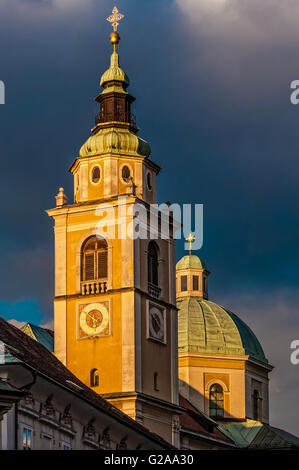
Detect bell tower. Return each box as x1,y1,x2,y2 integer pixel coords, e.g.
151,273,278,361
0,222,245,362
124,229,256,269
47,8,180,447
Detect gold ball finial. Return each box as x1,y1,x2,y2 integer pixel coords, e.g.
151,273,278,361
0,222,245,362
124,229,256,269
110,31,120,46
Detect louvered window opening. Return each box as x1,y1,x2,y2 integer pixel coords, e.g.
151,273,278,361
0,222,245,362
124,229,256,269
82,237,108,282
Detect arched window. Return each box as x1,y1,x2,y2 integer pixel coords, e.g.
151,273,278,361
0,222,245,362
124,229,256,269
82,236,108,282
253,389,259,420
90,368,99,387
209,383,224,418
148,241,159,286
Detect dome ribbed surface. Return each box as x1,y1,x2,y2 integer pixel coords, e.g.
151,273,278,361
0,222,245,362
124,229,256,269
176,255,207,271
80,127,151,158
177,298,267,363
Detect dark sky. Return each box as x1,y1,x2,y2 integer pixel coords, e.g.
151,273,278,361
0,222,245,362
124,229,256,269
0,0,299,434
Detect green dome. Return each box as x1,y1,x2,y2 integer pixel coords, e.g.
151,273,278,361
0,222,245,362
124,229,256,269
177,298,267,363
100,51,130,87
176,255,207,271
80,126,151,158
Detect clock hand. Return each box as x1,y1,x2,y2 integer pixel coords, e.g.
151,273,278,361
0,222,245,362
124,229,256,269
86,311,100,329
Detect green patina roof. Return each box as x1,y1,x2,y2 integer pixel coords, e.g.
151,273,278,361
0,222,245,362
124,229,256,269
80,126,151,158
100,51,130,88
177,297,267,363
21,323,54,352
219,420,299,449
79,49,151,159
176,255,207,271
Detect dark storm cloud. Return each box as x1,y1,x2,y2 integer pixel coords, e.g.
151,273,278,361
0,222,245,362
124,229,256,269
0,0,298,432
173,0,299,434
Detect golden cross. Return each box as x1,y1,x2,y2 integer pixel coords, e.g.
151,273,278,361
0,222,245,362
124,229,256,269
186,233,196,255
107,6,124,32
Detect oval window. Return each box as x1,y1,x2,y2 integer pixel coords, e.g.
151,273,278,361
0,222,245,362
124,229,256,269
122,165,131,182
147,171,152,190
91,166,101,184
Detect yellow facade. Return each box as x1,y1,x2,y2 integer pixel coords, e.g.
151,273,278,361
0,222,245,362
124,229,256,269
47,37,180,446
179,354,246,420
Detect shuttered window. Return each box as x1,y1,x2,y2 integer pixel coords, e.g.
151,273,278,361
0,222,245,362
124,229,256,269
98,251,107,278
84,253,95,281
82,236,108,281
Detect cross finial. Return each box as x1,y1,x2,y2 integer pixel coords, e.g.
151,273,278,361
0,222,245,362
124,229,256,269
186,233,196,255
107,6,124,33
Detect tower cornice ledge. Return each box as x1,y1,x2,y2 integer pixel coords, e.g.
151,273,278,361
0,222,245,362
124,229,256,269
69,153,161,175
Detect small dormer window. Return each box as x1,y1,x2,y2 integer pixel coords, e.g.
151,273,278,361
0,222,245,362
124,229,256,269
181,275,187,291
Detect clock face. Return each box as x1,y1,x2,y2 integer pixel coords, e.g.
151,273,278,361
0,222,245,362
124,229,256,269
149,306,165,342
79,303,109,337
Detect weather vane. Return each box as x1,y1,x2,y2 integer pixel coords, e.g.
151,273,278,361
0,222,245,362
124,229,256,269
186,233,196,255
107,6,124,33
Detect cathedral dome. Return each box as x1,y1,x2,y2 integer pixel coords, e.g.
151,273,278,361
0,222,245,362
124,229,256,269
177,297,267,363
176,255,207,271
79,126,151,158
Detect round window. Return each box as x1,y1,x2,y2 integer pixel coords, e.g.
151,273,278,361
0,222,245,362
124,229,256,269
147,171,152,191
122,165,131,182
91,166,101,184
